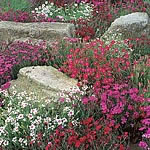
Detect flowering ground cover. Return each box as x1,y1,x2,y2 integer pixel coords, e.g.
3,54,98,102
0,0,150,149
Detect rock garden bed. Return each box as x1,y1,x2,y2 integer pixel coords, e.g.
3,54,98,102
0,0,150,150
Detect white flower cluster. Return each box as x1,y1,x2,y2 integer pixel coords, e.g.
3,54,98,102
0,89,79,149
31,1,93,21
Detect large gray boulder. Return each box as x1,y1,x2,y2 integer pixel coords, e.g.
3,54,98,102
0,21,75,45
101,12,150,44
8,66,78,101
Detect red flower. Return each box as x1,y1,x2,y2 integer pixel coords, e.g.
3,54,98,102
68,135,78,145
29,140,34,145
75,140,81,148
114,124,120,129
120,144,125,150
96,125,102,131
37,142,42,147
83,36,91,42
54,139,60,145
82,117,93,125
45,142,52,150
37,132,43,140
79,136,87,143
104,127,112,135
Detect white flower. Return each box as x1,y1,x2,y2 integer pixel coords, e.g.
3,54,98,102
19,138,24,143
37,116,42,122
12,90,17,95
42,4,45,8
2,91,9,97
68,109,74,117
0,138,4,146
5,116,14,123
30,132,35,138
17,114,24,120
44,14,48,17
74,3,78,7
3,140,9,146
45,1,48,5
64,107,70,112
12,137,17,143
57,16,64,19
50,2,54,6
0,127,5,134
23,139,27,146
7,107,12,113
45,5,49,10
57,119,62,125
50,125,55,130
13,127,19,132
49,12,53,16
62,118,67,123
29,124,35,130
14,122,19,127
44,117,51,123
28,114,33,120
35,7,38,11
30,108,38,115
21,102,28,108
66,97,71,102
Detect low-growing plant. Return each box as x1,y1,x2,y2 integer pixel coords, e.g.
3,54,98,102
60,39,132,94
31,1,93,21
0,39,82,88
130,55,150,97
0,9,56,22
0,0,31,12
0,1,150,149
0,86,81,149
1,82,150,149
0,41,51,86
44,83,150,149
47,37,83,69
127,36,150,61
74,0,150,39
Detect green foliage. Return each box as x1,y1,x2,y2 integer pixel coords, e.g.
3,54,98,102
130,55,150,98
144,0,150,4
32,1,93,21
0,89,78,149
0,0,31,12
46,39,83,69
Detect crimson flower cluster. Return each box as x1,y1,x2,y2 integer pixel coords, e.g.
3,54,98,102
60,39,131,93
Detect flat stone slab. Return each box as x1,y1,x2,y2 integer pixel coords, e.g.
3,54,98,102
8,66,78,101
0,21,75,44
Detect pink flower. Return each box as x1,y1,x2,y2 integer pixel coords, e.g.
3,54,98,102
1,82,11,90
76,0,81,3
92,0,104,6
142,119,150,125
82,96,89,104
138,141,148,149
129,88,139,94
121,117,127,124
59,97,65,103
89,96,97,102
130,0,135,3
